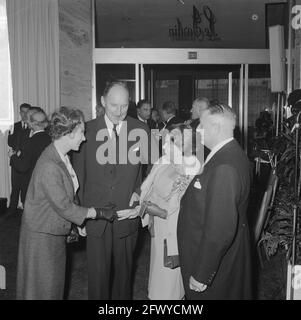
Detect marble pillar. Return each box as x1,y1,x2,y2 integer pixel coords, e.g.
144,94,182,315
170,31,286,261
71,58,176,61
59,0,93,120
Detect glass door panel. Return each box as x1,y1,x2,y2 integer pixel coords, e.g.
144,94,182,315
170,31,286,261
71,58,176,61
247,64,278,157
95,64,137,100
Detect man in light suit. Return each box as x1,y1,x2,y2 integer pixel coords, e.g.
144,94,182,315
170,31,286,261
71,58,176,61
73,81,156,300
177,103,252,300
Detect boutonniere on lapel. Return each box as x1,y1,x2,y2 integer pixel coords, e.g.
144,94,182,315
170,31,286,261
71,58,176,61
194,178,202,189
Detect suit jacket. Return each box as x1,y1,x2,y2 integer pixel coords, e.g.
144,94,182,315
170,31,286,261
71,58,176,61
163,115,183,131
133,112,158,130
22,143,88,236
10,131,51,177
177,140,252,300
8,121,30,152
73,115,155,238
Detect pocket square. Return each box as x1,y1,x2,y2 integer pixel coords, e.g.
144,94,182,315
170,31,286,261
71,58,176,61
194,179,202,189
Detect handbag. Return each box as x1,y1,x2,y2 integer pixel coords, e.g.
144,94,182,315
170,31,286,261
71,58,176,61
67,195,81,243
66,224,80,243
163,238,180,269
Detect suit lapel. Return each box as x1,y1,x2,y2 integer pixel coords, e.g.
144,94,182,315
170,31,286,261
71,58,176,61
48,144,75,195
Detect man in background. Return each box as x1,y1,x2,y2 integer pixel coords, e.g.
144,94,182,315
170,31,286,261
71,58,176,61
159,101,182,130
7,103,31,213
158,101,182,156
186,97,210,129
135,99,157,129
10,108,51,200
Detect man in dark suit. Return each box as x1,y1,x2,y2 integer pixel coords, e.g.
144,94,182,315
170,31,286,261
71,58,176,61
7,103,31,213
158,101,182,156
10,109,51,200
135,99,157,129
159,100,182,130
73,81,156,300
177,103,252,300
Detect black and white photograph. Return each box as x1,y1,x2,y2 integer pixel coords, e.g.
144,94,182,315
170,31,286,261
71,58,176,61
1,0,301,310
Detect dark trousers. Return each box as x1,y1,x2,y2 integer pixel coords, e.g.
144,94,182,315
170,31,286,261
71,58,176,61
87,223,138,300
9,168,27,211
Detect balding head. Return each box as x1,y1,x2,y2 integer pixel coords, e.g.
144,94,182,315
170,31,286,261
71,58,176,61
191,97,209,120
28,110,48,132
199,103,236,149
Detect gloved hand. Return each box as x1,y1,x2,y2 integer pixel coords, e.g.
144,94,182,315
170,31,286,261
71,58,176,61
94,203,117,222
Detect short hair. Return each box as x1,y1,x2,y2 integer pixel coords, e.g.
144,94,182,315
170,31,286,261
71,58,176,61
29,110,48,130
137,99,150,109
50,107,84,140
206,102,236,126
162,101,176,115
29,106,44,113
102,81,129,97
20,103,31,111
193,97,209,106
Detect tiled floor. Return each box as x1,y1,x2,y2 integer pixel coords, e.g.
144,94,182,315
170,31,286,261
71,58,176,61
0,209,287,300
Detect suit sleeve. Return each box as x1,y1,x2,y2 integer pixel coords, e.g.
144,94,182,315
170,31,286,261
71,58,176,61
72,140,87,205
10,141,32,173
41,162,88,226
7,124,18,149
192,164,240,286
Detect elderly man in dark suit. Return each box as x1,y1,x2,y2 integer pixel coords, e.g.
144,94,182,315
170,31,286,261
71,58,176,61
7,103,31,213
73,81,156,300
177,103,252,300
10,108,51,200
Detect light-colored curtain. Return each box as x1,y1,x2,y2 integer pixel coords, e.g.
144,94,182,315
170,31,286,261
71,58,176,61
0,0,14,200
0,0,59,202
6,0,60,118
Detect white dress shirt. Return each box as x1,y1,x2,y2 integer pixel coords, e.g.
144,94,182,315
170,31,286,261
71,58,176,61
55,145,79,194
104,114,123,138
204,137,234,166
138,115,147,124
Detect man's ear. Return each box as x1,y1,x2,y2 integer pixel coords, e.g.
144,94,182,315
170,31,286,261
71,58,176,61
101,96,105,108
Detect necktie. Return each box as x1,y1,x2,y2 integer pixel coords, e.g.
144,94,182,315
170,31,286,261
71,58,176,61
112,123,119,142
113,124,119,163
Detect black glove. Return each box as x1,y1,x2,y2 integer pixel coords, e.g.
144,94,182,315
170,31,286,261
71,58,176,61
94,203,117,222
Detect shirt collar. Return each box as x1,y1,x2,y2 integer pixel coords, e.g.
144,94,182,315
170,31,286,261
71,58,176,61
104,114,123,137
31,129,44,136
204,137,234,166
166,115,175,123
138,115,147,123
54,143,68,165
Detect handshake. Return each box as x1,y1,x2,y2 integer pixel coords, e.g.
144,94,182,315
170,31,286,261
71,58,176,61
87,203,117,223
